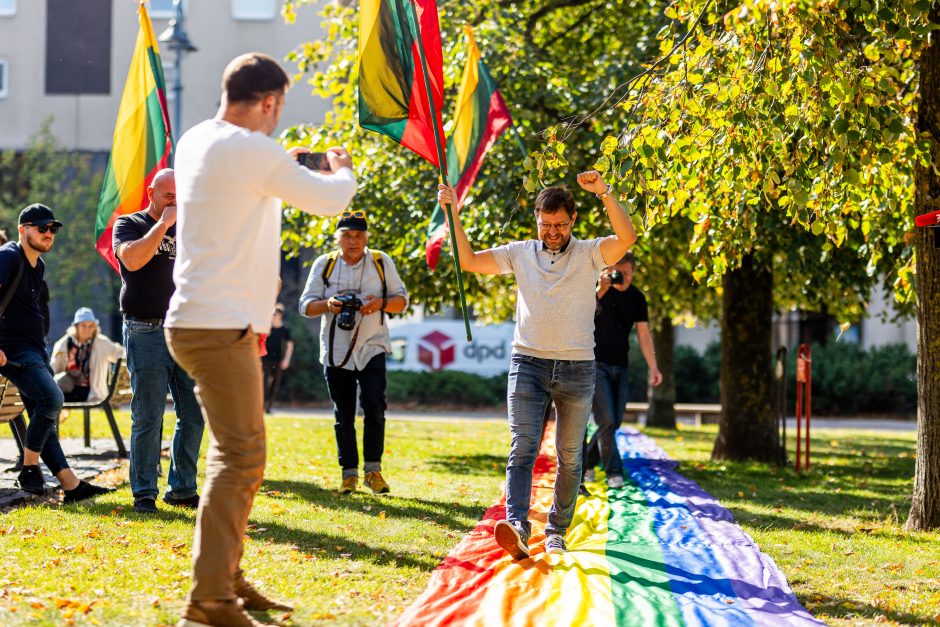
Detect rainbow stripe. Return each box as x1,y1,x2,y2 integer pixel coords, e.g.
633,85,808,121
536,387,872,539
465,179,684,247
358,0,445,167
95,2,172,271
391,425,821,626
425,28,512,270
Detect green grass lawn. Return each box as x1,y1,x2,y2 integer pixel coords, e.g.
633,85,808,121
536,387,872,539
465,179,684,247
1,412,937,626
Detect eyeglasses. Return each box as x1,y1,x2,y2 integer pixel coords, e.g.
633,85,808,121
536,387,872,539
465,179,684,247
536,220,572,233
340,210,366,219
26,223,60,234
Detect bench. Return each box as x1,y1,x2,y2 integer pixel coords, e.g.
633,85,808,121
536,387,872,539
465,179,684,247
625,402,722,427
62,358,132,457
1,376,28,471
1,359,132,464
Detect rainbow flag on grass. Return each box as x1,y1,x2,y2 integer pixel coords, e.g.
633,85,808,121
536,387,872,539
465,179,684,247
95,2,172,271
358,0,445,167
425,28,512,270
390,424,821,626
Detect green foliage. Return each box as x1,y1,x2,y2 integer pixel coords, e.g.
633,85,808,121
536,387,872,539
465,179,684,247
528,0,933,317
386,369,506,407
0,120,117,328
279,0,668,320
786,341,916,416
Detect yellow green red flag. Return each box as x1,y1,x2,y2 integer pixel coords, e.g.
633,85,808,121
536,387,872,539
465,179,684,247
425,27,512,270
358,0,445,166
95,2,172,271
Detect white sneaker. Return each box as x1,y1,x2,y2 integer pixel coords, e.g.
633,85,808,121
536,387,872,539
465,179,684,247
583,468,596,483
607,475,624,489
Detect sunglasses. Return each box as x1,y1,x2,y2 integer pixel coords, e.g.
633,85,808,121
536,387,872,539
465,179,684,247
341,210,366,219
27,223,60,234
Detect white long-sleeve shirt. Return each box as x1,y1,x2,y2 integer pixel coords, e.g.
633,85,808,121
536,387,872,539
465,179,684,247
166,119,357,334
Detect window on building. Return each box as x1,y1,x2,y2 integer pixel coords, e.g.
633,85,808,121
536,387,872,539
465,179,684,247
0,0,16,18
232,0,277,21
45,0,111,94
0,61,8,98
149,0,176,19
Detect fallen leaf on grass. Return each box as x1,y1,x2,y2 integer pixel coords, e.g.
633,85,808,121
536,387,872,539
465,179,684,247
379,511,386,521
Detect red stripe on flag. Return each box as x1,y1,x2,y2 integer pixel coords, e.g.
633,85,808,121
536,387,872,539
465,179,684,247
454,90,512,206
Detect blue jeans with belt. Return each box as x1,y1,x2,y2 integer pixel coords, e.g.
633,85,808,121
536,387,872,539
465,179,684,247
0,344,68,474
585,361,631,477
124,319,204,500
505,353,595,537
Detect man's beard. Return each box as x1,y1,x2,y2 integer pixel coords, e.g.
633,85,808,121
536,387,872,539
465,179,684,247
26,232,53,253
541,234,570,252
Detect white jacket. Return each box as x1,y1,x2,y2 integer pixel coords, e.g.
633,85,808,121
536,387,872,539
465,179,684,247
51,331,124,403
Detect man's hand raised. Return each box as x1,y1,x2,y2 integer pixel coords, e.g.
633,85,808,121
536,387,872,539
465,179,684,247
437,184,458,211
326,147,353,172
576,170,608,195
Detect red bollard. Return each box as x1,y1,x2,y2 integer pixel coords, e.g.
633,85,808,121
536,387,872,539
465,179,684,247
794,344,812,472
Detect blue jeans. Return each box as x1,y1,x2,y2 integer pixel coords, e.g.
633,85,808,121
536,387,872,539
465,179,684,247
505,354,595,536
124,319,204,500
585,362,630,477
0,345,68,474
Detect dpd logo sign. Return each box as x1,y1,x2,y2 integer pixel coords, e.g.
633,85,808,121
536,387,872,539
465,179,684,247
418,330,456,370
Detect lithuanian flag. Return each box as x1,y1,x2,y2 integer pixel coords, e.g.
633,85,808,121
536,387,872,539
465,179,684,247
358,0,445,167
425,28,512,270
95,2,172,271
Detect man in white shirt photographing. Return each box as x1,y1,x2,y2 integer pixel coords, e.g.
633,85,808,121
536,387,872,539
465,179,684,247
166,52,357,627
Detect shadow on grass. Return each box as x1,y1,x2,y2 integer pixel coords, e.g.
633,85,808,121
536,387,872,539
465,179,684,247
426,453,505,477
248,518,442,572
259,478,486,533
805,593,938,625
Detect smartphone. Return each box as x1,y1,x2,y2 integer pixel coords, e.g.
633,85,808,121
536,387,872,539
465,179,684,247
296,151,331,171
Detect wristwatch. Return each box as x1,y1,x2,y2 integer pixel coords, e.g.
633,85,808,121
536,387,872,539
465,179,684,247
596,184,613,200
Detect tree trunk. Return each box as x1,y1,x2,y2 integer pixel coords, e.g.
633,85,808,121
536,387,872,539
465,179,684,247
712,253,782,464
646,321,676,429
907,7,940,531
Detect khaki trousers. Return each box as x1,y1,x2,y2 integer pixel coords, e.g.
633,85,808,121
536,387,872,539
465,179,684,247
166,327,266,602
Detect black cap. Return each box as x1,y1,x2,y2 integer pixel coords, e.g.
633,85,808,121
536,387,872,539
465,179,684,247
337,210,368,232
19,203,63,227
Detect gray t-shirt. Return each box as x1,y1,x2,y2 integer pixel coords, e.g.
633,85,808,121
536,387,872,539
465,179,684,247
490,236,607,361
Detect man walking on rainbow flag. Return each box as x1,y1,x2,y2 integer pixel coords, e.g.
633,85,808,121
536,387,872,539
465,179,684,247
438,172,637,558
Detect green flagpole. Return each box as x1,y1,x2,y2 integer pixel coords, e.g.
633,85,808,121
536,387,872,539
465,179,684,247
407,0,473,342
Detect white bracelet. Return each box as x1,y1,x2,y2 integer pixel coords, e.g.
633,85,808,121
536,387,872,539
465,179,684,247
596,184,613,200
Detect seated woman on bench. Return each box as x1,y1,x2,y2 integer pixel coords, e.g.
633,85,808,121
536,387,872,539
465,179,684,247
51,308,123,403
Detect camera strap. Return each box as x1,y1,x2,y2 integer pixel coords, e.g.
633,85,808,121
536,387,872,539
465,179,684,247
328,315,362,369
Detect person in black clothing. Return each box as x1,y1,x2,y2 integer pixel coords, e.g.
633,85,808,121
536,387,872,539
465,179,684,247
113,169,204,514
583,252,662,489
0,204,114,503
262,303,294,413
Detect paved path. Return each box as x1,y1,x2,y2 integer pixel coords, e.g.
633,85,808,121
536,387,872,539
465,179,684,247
267,407,917,432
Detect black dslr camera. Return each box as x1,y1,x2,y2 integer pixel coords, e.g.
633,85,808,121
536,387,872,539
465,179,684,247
334,292,362,331
609,270,624,285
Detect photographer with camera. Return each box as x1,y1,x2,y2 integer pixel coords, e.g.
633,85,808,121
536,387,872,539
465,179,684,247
583,252,662,490
300,209,408,495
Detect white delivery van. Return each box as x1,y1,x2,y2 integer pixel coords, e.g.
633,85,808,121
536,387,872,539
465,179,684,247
387,321,515,377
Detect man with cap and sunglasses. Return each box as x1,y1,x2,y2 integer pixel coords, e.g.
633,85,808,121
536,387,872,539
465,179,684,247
300,209,408,495
0,204,114,503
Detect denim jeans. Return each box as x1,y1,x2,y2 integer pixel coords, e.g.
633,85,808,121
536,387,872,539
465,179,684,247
124,319,204,500
585,361,630,478
505,353,595,537
325,353,387,476
0,345,68,474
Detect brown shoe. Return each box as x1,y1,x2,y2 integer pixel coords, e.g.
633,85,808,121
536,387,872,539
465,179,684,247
177,600,264,627
364,471,390,494
339,475,358,494
235,576,293,612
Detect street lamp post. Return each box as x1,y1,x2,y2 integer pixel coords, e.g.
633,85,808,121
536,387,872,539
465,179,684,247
158,0,197,146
